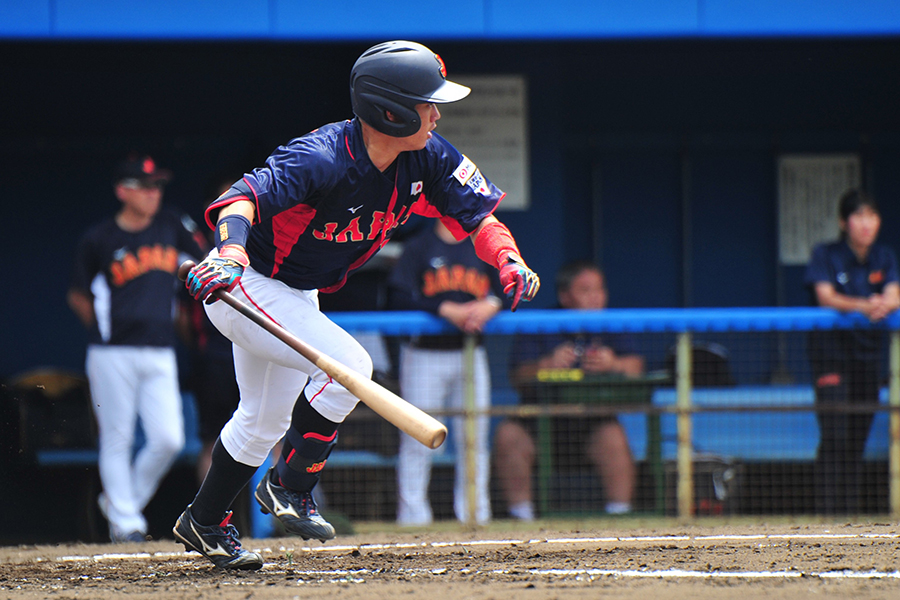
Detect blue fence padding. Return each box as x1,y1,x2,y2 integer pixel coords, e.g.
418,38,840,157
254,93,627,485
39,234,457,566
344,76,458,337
5,0,900,40
332,308,897,464
34,447,100,467
331,308,900,335
621,386,891,462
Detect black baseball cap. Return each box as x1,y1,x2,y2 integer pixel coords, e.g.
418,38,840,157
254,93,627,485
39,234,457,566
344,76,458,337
114,155,172,186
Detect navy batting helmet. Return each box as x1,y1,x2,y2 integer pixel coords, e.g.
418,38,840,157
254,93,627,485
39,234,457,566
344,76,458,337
350,41,470,138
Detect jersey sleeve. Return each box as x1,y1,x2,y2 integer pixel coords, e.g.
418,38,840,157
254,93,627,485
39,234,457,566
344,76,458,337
883,246,900,285
69,229,100,294
509,333,556,372
243,138,338,223
804,244,832,286
605,333,640,357
387,238,422,296
387,235,443,314
204,134,338,229
416,134,505,240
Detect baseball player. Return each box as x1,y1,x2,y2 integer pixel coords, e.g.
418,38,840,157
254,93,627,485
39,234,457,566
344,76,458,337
389,220,505,526
173,40,540,570
68,155,206,543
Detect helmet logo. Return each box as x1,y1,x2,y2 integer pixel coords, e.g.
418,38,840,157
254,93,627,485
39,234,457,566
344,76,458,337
434,53,447,78
142,158,155,174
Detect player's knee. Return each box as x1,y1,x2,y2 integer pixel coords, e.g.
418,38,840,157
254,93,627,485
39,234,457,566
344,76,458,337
590,422,630,454
494,421,534,459
147,430,184,462
150,429,185,459
342,343,373,379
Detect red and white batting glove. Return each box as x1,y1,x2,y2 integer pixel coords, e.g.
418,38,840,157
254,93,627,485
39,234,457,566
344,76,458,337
499,253,540,312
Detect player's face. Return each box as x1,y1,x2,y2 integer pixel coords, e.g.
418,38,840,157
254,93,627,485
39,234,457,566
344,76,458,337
116,181,163,219
404,103,441,150
841,205,881,251
559,269,608,310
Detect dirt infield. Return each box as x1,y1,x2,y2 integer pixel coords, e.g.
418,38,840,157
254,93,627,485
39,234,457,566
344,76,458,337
2,520,899,599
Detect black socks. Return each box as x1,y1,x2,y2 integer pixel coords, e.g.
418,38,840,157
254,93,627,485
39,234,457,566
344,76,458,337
190,438,258,526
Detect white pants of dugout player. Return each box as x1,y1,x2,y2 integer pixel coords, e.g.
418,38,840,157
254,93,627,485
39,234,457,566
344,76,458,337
86,346,184,538
397,345,492,525
204,264,368,469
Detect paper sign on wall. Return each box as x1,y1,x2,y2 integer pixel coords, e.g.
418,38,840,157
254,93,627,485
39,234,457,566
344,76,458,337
436,75,530,211
777,154,861,265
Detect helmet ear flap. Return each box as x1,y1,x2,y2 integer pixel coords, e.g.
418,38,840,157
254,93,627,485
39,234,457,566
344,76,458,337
356,91,421,137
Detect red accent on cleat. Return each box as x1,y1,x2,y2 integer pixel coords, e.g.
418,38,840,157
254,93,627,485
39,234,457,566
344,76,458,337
219,511,234,528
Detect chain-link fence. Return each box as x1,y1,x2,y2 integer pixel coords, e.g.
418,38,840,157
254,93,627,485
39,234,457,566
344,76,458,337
308,308,900,525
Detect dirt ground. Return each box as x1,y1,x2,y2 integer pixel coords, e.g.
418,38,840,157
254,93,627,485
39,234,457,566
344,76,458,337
2,520,899,600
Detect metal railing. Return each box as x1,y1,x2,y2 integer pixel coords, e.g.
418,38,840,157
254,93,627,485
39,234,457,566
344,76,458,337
330,308,900,521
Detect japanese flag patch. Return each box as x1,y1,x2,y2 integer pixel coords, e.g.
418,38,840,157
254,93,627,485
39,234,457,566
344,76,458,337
466,169,491,196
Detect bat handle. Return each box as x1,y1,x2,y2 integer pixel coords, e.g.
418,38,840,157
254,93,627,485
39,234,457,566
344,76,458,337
178,260,196,282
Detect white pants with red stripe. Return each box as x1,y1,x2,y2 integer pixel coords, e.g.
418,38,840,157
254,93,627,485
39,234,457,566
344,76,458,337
204,262,371,467
86,345,184,537
396,344,492,525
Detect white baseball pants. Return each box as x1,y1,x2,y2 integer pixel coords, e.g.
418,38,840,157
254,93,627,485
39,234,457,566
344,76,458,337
204,262,371,468
86,345,184,536
396,344,492,525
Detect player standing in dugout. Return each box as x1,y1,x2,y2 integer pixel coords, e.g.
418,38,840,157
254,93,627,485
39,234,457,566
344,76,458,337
174,40,540,569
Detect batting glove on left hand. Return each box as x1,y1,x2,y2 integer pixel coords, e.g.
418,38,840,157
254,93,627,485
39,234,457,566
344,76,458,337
186,246,249,304
499,253,540,312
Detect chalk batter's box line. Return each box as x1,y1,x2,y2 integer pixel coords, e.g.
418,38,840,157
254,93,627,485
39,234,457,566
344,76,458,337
54,530,900,581
56,532,900,563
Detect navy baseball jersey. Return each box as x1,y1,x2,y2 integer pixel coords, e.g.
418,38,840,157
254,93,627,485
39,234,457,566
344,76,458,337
388,225,504,348
206,118,504,292
70,209,206,347
389,225,503,312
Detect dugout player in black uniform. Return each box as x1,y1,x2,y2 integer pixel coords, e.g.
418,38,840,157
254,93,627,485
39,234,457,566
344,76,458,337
388,219,506,525
68,155,206,542
805,188,899,515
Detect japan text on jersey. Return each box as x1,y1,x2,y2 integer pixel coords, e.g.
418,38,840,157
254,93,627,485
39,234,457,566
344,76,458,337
205,118,505,292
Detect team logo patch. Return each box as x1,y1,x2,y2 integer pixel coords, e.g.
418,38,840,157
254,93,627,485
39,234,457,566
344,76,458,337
306,460,327,474
434,53,447,78
411,181,423,196
870,270,884,284
817,373,842,387
453,155,478,186
466,169,491,196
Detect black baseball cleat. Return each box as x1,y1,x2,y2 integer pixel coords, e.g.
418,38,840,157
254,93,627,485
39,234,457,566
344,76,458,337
173,506,263,570
254,467,336,542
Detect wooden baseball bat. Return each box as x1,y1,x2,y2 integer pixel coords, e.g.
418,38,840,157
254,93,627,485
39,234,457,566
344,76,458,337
179,261,447,449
